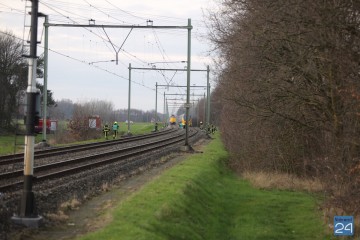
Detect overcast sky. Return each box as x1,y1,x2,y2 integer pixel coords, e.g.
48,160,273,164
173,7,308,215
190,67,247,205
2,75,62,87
0,0,217,114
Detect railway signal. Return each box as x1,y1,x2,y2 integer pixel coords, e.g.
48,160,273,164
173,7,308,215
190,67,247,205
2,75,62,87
11,0,43,227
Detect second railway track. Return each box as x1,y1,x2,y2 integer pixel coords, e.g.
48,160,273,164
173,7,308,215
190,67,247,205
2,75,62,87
0,128,199,193
0,128,178,166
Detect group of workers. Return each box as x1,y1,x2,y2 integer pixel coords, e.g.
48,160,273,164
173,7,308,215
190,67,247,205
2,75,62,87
199,121,217,134
103,120,217,139
102,121,119,140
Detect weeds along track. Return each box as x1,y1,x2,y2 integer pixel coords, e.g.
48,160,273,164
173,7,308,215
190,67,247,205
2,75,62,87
0,128,197,193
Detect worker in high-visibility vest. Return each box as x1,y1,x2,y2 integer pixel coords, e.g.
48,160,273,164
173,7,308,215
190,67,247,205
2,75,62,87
103,123,110,140
112,121,119,139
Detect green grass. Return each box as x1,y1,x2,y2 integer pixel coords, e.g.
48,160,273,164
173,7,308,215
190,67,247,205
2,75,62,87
77,134,329,240
0,134,44,155
118,122,162,135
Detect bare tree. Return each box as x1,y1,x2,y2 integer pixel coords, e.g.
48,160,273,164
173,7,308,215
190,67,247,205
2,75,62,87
0,31,27,130
0,31,56,131
48,99,74,120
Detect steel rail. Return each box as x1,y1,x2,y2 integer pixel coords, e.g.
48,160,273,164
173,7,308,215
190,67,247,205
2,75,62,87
0,128,177,166
0,129,198,192
0,130,184,181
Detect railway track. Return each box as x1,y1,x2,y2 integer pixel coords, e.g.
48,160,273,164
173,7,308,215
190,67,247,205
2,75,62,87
0,128,198,193
0,128,177,166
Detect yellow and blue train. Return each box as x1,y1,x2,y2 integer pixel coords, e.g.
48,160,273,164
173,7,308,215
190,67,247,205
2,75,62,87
169,115,177,125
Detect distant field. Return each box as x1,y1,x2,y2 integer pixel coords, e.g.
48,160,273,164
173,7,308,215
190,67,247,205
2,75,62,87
0,122,163,156
0,134,44,156
118,122,161,135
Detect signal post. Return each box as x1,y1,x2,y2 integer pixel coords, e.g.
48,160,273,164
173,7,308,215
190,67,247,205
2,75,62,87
11,0,43,227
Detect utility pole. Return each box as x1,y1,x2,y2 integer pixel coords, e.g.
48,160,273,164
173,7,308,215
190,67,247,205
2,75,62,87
12,0,43,227
41,14,48,142
206,65,211,126
166,98,169,122
204,92,206,125
197,98,200,127
163,92,166,126
127,63,131,134
165,98,169,119
184,18,192,149
155,82,158,125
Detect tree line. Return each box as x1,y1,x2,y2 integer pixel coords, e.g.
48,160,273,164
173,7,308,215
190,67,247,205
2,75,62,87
208,0,360,213
49,98,207,126
0,31,55,132
48,98,170,124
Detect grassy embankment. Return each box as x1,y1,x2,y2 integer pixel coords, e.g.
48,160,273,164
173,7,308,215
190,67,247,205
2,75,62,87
0,134,45,155
0,122,161,155
118,122,159,135
78,133,330,240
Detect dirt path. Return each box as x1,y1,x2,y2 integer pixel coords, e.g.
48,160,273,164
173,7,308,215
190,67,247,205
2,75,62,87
20,138,210,240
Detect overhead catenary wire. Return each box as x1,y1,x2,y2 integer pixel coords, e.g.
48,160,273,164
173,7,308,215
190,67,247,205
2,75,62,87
0,30,152,90
38,1,157,70
2,1,207,71
38,0,187,75
83,0,138,25
1,1,210,111
104,0,147,22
